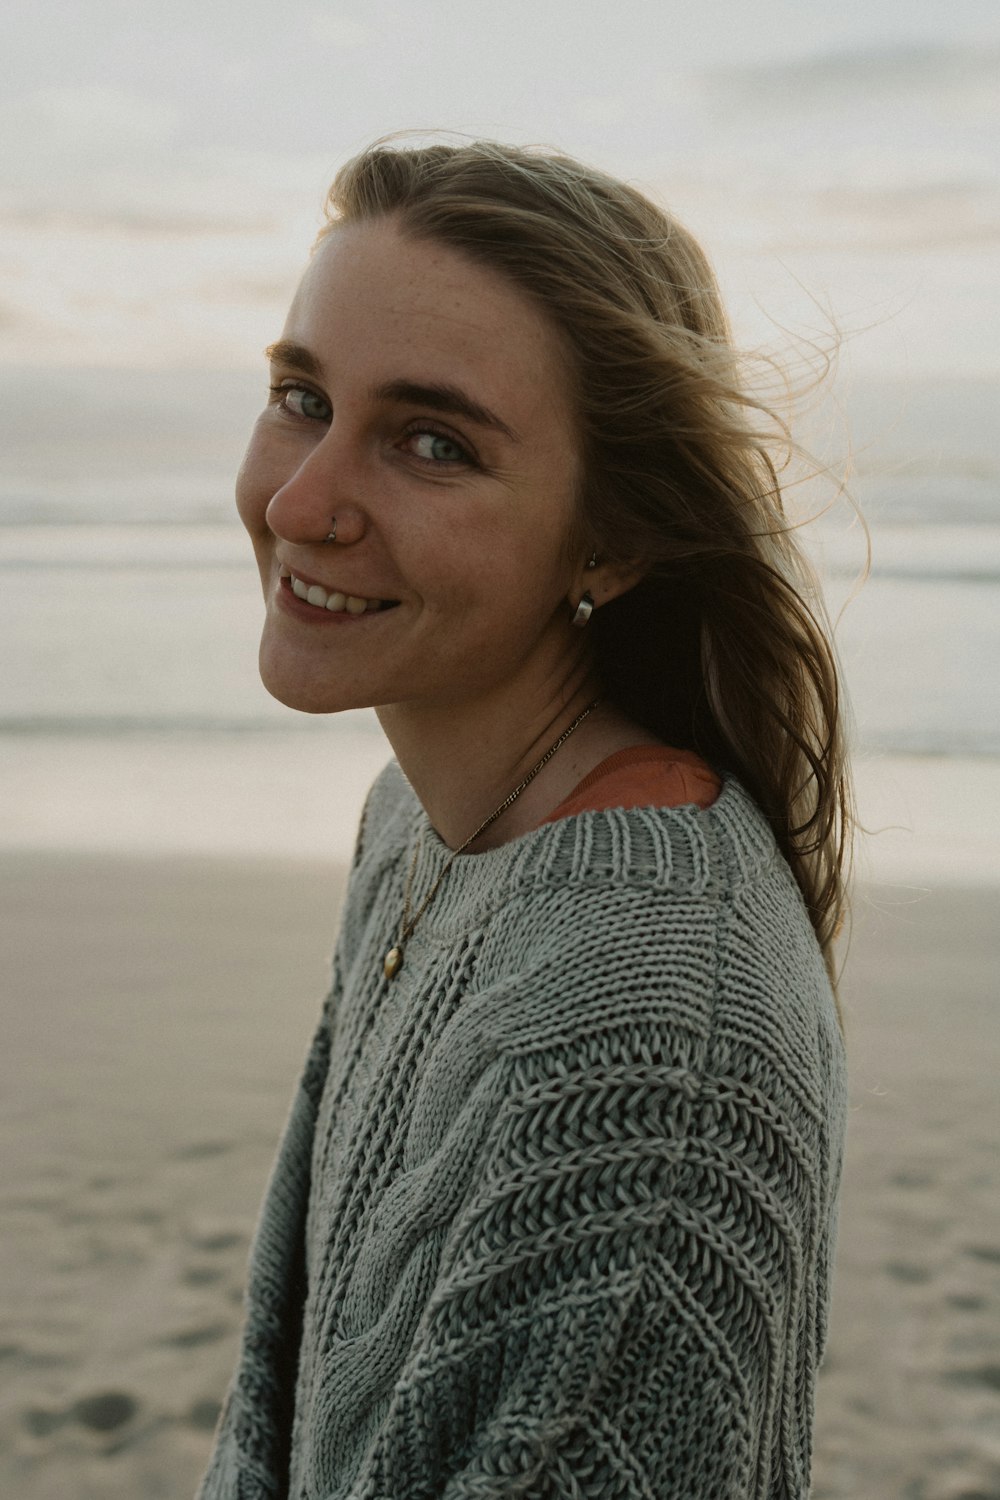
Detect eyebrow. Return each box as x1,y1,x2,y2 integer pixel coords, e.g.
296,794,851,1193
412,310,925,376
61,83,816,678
264,340,519,444
265,340,324,379
374,380,518,443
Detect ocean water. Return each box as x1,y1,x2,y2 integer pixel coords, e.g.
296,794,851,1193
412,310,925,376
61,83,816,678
2,515,998,755
1,367,998,869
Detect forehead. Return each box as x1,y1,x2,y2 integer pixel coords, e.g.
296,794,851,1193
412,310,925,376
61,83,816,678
285,218,575,421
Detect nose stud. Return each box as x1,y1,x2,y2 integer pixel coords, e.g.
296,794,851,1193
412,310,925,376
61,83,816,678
323,517,337,544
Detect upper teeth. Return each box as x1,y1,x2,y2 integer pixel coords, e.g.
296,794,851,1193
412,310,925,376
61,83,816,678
289,573,383,614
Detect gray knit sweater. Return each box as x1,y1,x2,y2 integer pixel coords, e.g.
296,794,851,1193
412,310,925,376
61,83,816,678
198,760,848,1500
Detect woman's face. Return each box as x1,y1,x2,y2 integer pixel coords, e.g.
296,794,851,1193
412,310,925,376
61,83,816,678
236,215,588,718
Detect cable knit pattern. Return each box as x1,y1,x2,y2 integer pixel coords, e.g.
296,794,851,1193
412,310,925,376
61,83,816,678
197,761,848,1500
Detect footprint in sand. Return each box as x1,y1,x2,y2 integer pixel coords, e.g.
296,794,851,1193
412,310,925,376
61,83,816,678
187,1398,222,1432
888,1168,937,1188
187,1228,246,1254
181,1264,227,1287
23,1391,139,1439
71,1391,139,1432
947,1293,988,1311
21,1407,66,1438
944,1363,1000,1392
173,1141,234,1162
963,1244,1000,1266
159,1322,231,1349
884,1261,933,1284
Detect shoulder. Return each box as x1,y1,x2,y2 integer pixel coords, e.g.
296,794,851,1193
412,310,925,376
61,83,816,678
484,774,796,983
414,774,820,1004
516,773,779,903
434,775,840,1089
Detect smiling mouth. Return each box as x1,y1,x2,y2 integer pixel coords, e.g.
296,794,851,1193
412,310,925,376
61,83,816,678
281,568,399,615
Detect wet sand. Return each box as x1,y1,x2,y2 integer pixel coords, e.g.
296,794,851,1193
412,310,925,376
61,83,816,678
1,853,998,1499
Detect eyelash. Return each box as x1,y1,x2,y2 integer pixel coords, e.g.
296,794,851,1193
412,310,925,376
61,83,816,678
268,382,329,421
399,421,476,468
267,381,478,468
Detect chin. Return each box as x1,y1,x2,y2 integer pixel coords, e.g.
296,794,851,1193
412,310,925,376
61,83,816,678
263,683,339,715
257,646,361,716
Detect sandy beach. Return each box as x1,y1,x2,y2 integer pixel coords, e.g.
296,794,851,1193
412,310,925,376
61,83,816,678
2,851,999,1499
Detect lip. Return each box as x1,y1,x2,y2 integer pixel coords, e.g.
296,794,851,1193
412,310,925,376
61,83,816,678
278,563,399,602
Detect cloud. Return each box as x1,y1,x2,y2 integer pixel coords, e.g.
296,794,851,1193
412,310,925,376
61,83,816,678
571,94,629,128
3,206,278,238
0,115,336,238
814,178,1000,245
307,10,375,48
0,299,30,333
704,41,1000,113
195,273,299,306
2,86,189,222
13,85,180,150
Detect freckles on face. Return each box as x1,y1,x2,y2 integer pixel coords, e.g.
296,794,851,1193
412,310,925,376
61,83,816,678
235,216,587,714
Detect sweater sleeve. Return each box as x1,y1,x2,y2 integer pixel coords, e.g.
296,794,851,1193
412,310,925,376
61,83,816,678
371,1029,826,1500
196,991,336,1497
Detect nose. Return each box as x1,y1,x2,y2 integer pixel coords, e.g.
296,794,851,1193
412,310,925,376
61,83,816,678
264,436,368,549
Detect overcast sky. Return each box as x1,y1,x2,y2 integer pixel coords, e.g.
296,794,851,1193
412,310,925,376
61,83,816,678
3,0,997,377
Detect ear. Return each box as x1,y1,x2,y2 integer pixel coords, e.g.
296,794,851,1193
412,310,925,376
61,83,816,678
567,554,646,616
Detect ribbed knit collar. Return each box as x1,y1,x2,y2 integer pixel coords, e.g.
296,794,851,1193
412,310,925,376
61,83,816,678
378,767,779,944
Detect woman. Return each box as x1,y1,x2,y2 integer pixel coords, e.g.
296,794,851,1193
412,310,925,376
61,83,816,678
198,138,851,1500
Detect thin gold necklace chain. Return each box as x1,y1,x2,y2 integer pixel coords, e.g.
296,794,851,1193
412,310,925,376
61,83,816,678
385,697,601,978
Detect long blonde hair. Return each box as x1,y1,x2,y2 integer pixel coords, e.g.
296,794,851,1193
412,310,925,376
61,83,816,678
322,138,854,1018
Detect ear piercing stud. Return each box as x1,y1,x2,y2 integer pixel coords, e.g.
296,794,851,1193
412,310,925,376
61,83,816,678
571,550,598,625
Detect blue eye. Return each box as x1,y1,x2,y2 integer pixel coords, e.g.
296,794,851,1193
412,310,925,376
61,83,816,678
270,384,330,422
408,430,471,464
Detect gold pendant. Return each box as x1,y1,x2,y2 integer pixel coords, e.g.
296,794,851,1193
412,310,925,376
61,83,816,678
384,945,403,980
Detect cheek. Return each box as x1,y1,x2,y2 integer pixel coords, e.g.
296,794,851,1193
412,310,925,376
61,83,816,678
234,427,276,538
423,512,572,632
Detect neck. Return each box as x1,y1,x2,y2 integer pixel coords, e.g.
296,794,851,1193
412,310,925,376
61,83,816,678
375,671,660,853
